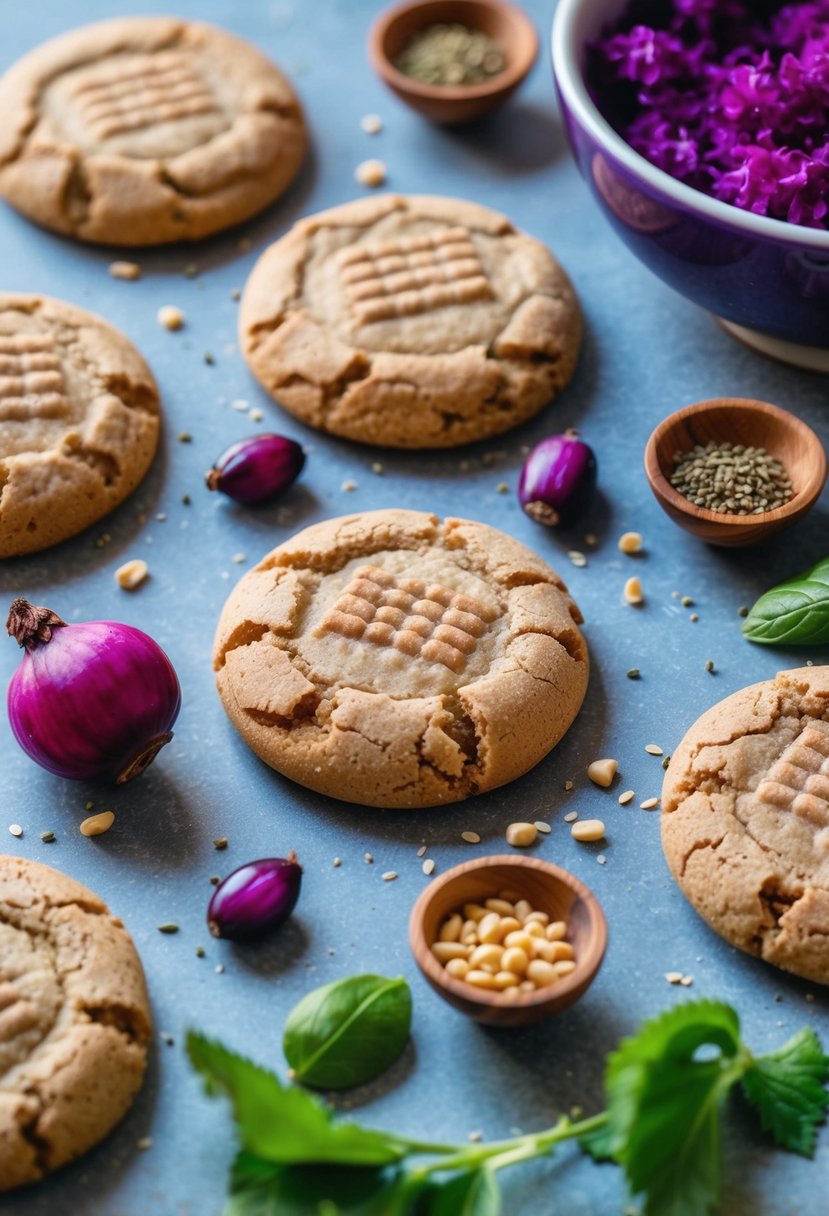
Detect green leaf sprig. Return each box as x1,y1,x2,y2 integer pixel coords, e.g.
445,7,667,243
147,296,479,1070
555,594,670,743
188,999,829,1216
743,556,829,645
283,974,412,1090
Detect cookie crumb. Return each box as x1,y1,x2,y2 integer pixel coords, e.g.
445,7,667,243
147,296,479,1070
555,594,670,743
665,971,683,984
157,305,184,331
618,531,643,555
115,559,149,590
584,533,598,547
372,461,384,474
360,113,383,134
705,659,715,672
689,613,699,622
355,158,387,187
681,596,694,608
109,260,141,281
9,824,23,838
422,858,436,875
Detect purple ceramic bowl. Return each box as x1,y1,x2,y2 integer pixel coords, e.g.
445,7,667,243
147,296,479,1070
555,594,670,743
551,0,829,373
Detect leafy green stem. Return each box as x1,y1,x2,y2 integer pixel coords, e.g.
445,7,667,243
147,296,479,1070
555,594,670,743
409,1112,610,1178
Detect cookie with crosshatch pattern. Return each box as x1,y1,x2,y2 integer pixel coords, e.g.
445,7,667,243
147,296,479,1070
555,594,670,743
239,194,582,448
0,293,159,558
0,16,306,245
662,666,829,984
213,509,588,808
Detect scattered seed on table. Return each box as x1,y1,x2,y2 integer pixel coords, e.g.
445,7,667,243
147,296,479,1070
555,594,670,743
564,780,574,791
382,871,398,882
689,613,699,622
360,113,383,134
372,461,384,474
506,822,537,847
364,852,373,863
115,559,149,590
232,398,249,412
40,831,55,843
109,260,141,281
681,596,694,607
9,824,22,837
85,801,94,810
705,659,715,672
178,431,192,443
182,494,191,505
568,550,587,567
209,875,220,885
534,820,551,834
738,605,749,617
618,531,643,555
232,553,246,564
626,668,641,680
137,1137,153,1151
564,811,579,823
417,844,427,857
355,158,387,187
333,857,341,868
161,1032,175,1046
587,758,617,787
215,964,225,974
461,830,481,844
158,304,184,330
204,352,215,365
195,945,206,958
158,923,179,934
618,790,634,805
597,855,607,865
342,478,357,492
645,743,663,756
571,819,605,842
183,262,200,279
640,797,659,810
623,576,644,605
422,858,436,876
80,811,115,837
250,408,263,422
230,287,241,301
584,532,598,547
662,754,671,770
213,838,228,850
680,975,694,986
665,971,683,984
468,1130,483,1143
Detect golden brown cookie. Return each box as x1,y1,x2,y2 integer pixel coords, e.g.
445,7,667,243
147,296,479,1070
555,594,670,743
214,509,588,808
0,17,307,245
662,666,829,984
0,293,159,558
0,855,151,1191
239,194,582,448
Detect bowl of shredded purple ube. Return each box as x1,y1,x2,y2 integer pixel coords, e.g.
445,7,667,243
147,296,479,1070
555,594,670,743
552,0,829,371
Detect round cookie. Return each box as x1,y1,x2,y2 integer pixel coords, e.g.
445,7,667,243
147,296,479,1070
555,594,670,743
239,194,582,448
662,666,829,984
0,855,151,1191
213,509,588,808
0,293,159,558
0,17,307,245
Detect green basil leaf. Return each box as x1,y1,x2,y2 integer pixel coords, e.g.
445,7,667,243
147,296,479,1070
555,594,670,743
743,556,829,645
226,1153,421,1216
417,1169,501,1216
742,1027,829,1156
187,1032,407,1166
284,974,412,1090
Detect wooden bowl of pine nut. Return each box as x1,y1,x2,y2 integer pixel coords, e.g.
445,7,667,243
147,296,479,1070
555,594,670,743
644,397,827,547
409,855,607,1026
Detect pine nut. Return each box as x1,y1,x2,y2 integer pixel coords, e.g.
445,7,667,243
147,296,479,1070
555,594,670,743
445,958,469,979
527,960,559,987
461,919,479,941
501,985,521,1001
439,914,463,942
618,531,643,554
485,898,515,917
463,903,488,922
524,911,550,926
520,980,536,992
514,899,533,921
587,758,617,787
478,912,502,944
549,941,574,962
501,947,529,974
109,260,141,281
79,810,115,837
431,941,470,963
504,931,534,953
618,790,635,805
506,822,537,847
525,921,546,938
115,559,149,590
355,158,387,187
466,969,498,989
532,941,558,963
469,944,503,970
158,304,184,330
554,960,577,976
623,575,644,605
499,887,522,903
494,970,519,989
571,818,605,842
546,921,567,941
497,916,523,938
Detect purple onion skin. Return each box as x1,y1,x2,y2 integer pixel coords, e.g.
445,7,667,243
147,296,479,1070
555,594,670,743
206,434,305,505
208,855,302,941
517,432,597,528
6,601,181,784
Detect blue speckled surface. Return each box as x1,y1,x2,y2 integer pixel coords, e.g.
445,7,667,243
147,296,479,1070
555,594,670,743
1,3,828,1214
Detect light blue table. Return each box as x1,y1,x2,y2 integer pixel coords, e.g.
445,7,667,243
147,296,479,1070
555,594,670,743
1,2,827,1213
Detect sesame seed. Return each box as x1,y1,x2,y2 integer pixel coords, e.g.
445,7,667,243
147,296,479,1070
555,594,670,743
137,1137,153,1151
564,811,578,823
416,845,427,857
640,798,659,810
645,744,663,756
382,871,398,882
534,820,551,834
618,790,634,805
422,858,436,875
109,260,142,281
364,852,373,863
360,113,383,134
597,855,607,865
665,971,683,984
40,831,55,843
9,824,23,837
568,550,587,567
461,831,481,844
332,858,341,868
215,964,225,974
341,479,357,492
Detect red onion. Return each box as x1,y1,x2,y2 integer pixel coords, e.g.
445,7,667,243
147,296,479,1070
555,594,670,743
207,854,302,941
206,433,305,505
517,430,597,527
6,599,181,784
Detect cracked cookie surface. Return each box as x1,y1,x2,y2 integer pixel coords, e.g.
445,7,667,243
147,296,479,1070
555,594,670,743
661,667,829,984
0,293,159,558
214,509,589,808
239,194,582,448
0,855,151,1191
0,17,306,245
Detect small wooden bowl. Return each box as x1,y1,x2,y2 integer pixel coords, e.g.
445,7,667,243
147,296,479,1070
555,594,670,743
409,855,607,1026
368,0,538,125
644,397,827,548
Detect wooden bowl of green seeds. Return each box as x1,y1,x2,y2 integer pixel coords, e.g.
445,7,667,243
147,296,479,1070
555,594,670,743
644,397,827,547
368,0,538,125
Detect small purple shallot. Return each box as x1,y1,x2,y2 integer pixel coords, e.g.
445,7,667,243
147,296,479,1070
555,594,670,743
518,430,597,527
206,433,305,505
208,854,302,941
